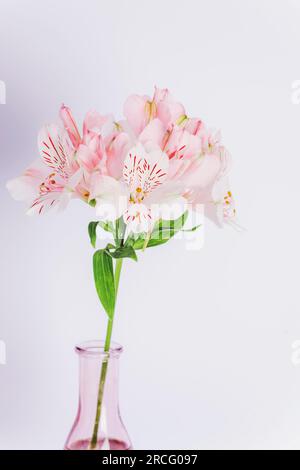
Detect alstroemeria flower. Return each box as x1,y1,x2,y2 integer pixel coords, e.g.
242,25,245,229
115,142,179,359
159,124,226,200
124,87,185,137
207,171,237,227
185,146,237,226
122,143,187,232
90,143,187,233
214,183,236,225
7,125,82,214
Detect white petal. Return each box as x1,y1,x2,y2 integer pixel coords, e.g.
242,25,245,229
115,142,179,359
139,148,169,193
205,175,236,227
145,181,187,220
67,167,83,190
56,191,73,212
149,196,187,221
91,175,129,221
123,143,169,194
6,159,46,202
38,124,73,178
123,203,154,233
6,176,37,202
27,191,64,215
123,143,147,188
143,145,169,170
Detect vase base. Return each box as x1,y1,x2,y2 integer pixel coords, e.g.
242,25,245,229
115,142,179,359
65,438,131,450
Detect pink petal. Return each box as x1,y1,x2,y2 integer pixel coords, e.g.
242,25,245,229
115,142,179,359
139,118,166,148
60,104,81,149
83,111,114,144
123,94,149,136
183,154,223,188
157,101,185,128
184,118,204,136
76,142,100,171
106,132,131,179
153,87,186,128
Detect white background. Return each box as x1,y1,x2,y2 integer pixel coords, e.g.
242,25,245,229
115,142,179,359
1,0,300,450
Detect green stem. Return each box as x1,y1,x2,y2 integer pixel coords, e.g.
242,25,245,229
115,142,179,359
89,258,123,449
114,258,123,294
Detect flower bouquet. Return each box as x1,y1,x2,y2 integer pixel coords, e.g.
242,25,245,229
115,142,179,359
7,87,236,450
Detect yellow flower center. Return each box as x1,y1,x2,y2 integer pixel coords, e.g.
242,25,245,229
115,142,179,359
130,187,145,204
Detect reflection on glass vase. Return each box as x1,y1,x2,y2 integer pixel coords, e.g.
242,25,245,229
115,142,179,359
65,341,132,450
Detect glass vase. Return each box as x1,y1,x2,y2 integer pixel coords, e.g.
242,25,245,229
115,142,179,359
64,341,132,450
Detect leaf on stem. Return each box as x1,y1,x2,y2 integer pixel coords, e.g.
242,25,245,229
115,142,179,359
108,246,138,262
114,216,127,246
99,221,115,234
132,211,189,250
93,250,116,319
88,221,99,248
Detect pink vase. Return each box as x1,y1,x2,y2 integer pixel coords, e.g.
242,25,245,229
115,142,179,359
65,341,132,450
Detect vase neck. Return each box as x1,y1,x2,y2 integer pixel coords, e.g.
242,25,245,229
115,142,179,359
79,354,120,410
76,341,122,415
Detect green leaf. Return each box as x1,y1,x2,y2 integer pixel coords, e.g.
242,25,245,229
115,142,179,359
88,221,99,248
114,216,127,246
98,220,114,234
132,211,189,250
108,246,138,262
93,250,116,319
